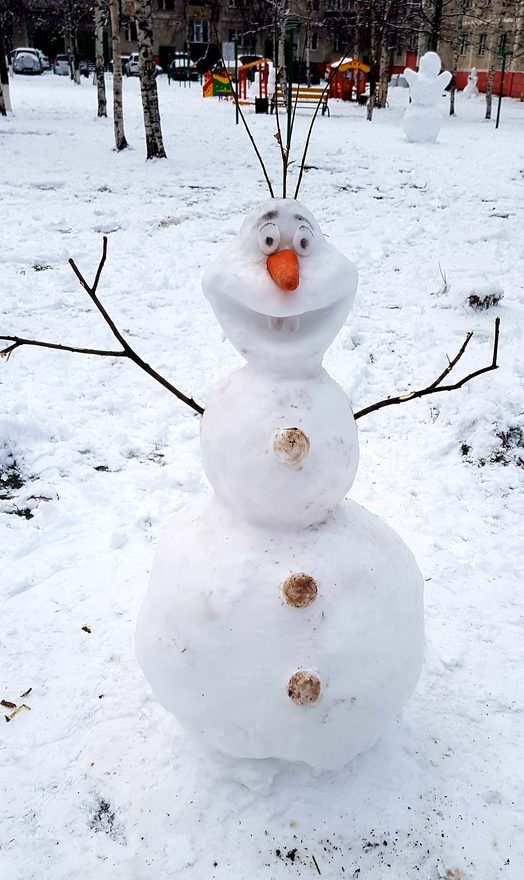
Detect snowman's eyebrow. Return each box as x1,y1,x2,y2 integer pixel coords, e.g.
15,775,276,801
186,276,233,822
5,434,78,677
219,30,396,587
258,210,279,224
294,215,313,230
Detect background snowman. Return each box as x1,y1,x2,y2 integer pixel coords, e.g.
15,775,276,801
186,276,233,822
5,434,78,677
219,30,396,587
463,67,479,98
402,51,452,143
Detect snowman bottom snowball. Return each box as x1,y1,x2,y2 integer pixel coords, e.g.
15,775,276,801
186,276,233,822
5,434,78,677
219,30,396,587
136,496,424,771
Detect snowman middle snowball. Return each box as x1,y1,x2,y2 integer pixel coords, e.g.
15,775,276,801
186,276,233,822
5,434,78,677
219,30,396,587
136,198,424,770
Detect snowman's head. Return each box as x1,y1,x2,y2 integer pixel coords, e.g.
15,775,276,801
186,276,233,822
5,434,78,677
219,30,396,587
202,198,357,373
419,51,441,79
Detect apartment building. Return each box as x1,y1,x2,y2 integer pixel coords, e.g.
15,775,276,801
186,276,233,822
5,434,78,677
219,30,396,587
10,0,524,97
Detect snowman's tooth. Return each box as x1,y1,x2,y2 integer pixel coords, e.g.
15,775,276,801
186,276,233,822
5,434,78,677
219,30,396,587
268,316,284,332
286,315,300,334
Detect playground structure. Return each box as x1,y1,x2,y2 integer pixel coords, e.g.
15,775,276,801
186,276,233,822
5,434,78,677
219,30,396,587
203,58,269,106
328,59,370,102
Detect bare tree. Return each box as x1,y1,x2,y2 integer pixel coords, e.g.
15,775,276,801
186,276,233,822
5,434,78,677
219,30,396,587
447,6,464,115
361,0,402,120
135,0,167,159
0,36,8,116
481,3,524,121
0,0,21,113
45,0,93,84
108,0,128,150
94,0,107,117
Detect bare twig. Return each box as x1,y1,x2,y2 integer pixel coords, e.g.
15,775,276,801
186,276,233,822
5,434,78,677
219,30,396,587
4,703,31,722
294,48,353,199
1,238,204,416
212,24,274,198
272,10,287,197
354,319,500,421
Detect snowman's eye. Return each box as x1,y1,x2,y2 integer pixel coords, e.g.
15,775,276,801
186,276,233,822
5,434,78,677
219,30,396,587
258,223,281,255
293,225,314,256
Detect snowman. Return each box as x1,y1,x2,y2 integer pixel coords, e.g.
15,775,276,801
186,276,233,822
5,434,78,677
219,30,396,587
463,67,479,99
136,198,424,771
402,51,452,143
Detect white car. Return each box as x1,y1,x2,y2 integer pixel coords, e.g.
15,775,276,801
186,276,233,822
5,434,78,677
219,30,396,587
12,47,43,75
125,52,163,77
36,49,51,70
53,54,70,76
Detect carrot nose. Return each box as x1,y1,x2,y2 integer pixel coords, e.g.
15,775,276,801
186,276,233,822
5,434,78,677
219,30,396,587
267,249,299,292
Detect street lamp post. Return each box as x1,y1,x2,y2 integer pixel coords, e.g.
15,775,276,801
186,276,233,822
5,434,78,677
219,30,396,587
233,35,239,126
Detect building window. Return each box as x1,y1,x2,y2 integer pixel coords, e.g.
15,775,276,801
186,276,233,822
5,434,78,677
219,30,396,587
312,0,319,9
498,33,507,53
189,20,210,43
458,33,468,55
308,31,318,51
158,0,174,9
333,33,343,53
478,33,486,56
124,20,137,42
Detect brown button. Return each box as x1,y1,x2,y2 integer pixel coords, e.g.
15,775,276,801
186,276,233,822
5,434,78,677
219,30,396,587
282,573,318,608
273,427,310,464
287,671,321,706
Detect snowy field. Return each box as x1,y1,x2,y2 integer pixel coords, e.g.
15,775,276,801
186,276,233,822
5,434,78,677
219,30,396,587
1,73,524,880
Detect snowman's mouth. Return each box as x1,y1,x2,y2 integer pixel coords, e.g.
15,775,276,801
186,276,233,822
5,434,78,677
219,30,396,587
267,315,301,334
216,293,341,350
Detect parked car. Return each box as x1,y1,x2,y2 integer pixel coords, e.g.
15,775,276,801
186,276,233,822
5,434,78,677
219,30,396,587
125,52,163,77
12,47,43,75
36,49,51,70
53,55,93,77
53,54,70,76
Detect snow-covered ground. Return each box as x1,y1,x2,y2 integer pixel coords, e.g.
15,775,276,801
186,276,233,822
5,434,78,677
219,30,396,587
1,73,523,880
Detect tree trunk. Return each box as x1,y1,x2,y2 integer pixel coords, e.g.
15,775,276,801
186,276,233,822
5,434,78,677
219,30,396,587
428,0,443,51
0,25,11,114
375,42,389,108
366,16,377,121
108,0,128,151
94,0,107,117
485,59,495,119
366,88,375,121
136,0,167,159
72,36,81,85
449,13,464,117
449,82,456,115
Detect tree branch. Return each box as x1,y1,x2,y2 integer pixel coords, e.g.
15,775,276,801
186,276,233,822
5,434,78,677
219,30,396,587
354,318,500,421
0,337,126,360
1,237,205,416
